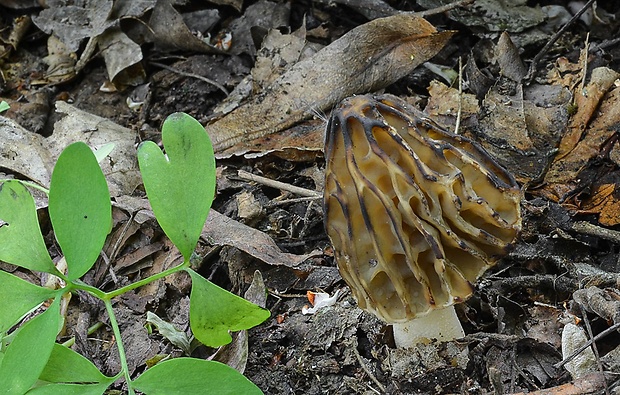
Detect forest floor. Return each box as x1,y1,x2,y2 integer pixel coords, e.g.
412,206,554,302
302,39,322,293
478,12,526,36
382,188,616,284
1,0,620,394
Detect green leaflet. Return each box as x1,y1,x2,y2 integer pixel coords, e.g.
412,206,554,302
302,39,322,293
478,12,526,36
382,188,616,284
48,142,111,280
187,269,270,348
0,180,57,274
138,113,216,261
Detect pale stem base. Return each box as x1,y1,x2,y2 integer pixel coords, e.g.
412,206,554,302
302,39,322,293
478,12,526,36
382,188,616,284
392,305,465,348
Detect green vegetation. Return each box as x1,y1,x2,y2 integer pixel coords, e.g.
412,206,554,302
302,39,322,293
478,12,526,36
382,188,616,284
0,113,269,394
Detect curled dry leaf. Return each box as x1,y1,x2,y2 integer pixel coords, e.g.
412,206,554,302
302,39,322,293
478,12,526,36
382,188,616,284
40,34,77,85
32,0,114,52
496,32,526,82
555,67,620,161
98,27,145,86
228,0,290,57
207,14,454,157
148,0,222,53
541,68,620,202
201,210,321,268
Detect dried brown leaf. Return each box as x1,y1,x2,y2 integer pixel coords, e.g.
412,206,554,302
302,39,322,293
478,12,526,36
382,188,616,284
207,14,454,157
496,32,526,82
252,26,310,91
578,182,620,226
542,81,620,201
148,0,221,53
228,0,290,57
201,210,320,267
98,27,145,85
425,80,480,128
556,67,620,160
473,84,568,183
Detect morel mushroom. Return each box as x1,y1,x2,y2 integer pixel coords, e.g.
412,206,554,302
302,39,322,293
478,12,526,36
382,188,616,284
323,94,521,348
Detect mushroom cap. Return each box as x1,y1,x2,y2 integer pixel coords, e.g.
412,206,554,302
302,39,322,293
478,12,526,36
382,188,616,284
323,94,522,323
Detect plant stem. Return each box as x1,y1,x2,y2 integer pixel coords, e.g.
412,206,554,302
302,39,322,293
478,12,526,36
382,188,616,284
61,321,104,348
62,259,189,393
0,179,50,194
105,299,134,395
69,280,107,299
105,259,189,299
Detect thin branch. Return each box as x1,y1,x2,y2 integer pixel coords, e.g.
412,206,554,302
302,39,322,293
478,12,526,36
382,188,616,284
410,0,474,17
351,338,386,393
150,61,229,95
524,0,597,83
237,170,322,198
554,320,620,369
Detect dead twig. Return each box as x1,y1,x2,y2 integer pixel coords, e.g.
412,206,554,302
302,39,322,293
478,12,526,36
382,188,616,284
570,221,620,244
524,0,597,83
410,0,474,18
237,170,322,198
578,304,610,395
266,196,322,207
150,61,229,95
554,321,620,370
350,338,386,393
454,56,463,135
508,372,610,395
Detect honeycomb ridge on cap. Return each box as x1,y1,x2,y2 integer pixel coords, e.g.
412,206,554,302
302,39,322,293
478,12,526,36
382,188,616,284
323,94,522,323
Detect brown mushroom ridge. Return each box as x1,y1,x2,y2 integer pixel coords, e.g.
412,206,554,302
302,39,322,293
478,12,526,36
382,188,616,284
324,94,522,323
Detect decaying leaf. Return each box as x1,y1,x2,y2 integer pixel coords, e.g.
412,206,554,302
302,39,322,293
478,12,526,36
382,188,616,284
541,68,620,202
252,25,313,92
417,0,545,33
562,323,597,380
0,116,54,187
423,79,569,183
52,102,141,197
0,15,31,62
313,0,398,20
201,210,320,267
577,178,620,226
211,271,267,373
227,0,290,57
39,34,77,85
425,80,480,128
148,0,222,53
207,14,454,157
555,67,620,161
475,85,568,183
146,311,192,355
239,120,326,161
98,27,145,86
208,0,243,12
496,31,526,82
32,0,114,52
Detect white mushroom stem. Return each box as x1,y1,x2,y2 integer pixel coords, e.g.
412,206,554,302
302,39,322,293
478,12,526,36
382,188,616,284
392,305,465,348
